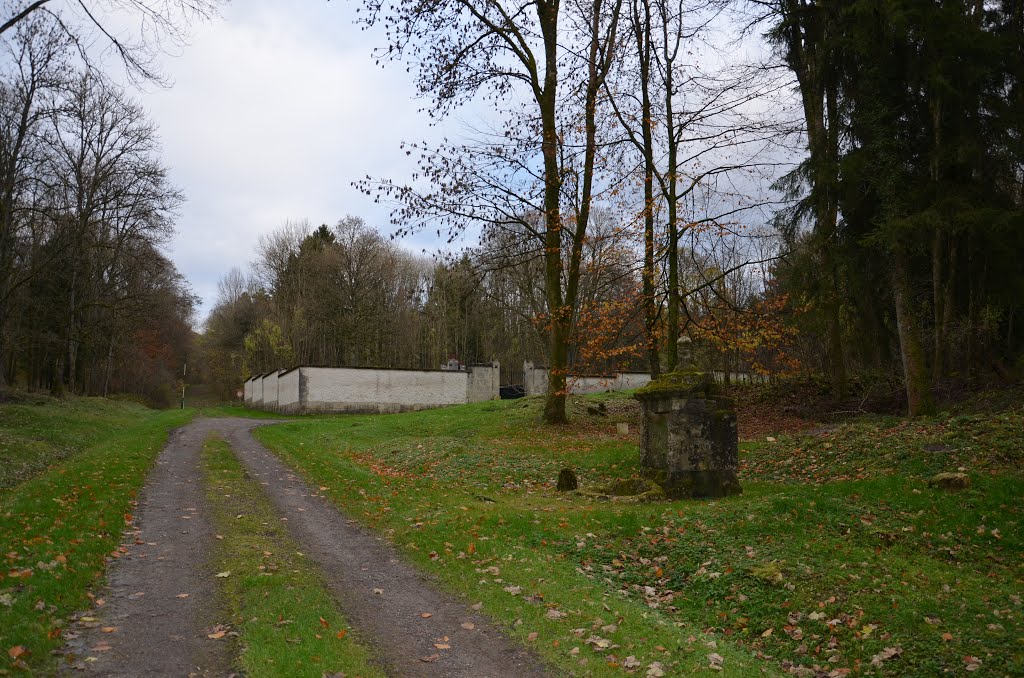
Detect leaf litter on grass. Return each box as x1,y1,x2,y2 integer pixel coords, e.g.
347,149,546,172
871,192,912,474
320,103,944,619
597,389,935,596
256,396,1024,677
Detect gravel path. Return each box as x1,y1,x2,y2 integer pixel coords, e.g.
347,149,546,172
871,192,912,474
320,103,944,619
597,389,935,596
61,417,546,677
219,419,547,678
60,418,254,676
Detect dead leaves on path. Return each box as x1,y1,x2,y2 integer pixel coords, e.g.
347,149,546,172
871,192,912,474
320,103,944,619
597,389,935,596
205,624,235,640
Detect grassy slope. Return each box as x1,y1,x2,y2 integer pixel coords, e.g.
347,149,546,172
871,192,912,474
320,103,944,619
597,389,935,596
256,398,777,677
0,396,164,489
255,395,1022,677
196,404,297,420
201,437,384,678
0,397,193,673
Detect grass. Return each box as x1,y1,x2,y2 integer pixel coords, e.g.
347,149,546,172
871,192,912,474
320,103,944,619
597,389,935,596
0,397,193,673
201,436,384,678
195,404,295,419
255,398,779,677
254,394,1023,677
0,395,168,489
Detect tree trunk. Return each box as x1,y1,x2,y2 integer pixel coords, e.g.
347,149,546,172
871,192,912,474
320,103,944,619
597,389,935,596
664,49,679,371
636,0,659,379
538,0,567,425
891,250,936,416
824,266,847,400
931,228,956,383
821,82,846,400
0,307,7,388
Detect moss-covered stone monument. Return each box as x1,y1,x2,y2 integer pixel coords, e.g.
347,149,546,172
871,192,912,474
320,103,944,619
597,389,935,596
633,338,741,499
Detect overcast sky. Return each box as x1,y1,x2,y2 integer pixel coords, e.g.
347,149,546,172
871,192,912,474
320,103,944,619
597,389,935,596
137,0,445,322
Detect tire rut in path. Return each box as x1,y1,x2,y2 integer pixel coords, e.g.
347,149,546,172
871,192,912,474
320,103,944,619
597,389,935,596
60,418,260,677
219,419,548,678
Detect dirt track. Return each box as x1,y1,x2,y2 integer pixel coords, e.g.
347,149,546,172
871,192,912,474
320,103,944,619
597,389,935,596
62,418,546,677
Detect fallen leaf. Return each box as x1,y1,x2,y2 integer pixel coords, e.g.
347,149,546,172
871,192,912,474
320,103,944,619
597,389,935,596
434,643,451,650
8,646,26,659
100,627,116,634
420,612,433,618
319,617,330,628
207,631,226,640
373,588,383,595
871,646,902,666
420,654,440,663
647,662,666,677
461,622,475,630
336,630,347,639
176,593,190,599
215,571,231,578
527,632,538,642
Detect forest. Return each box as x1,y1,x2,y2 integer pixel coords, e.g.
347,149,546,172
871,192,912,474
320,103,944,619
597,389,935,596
201,0,1023,422
0,0,1019,419
0,13,194,406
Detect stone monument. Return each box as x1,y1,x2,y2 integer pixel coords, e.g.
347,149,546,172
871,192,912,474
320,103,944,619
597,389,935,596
633,337,741,499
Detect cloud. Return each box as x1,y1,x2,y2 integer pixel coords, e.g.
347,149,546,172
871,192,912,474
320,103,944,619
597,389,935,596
140,1,441,318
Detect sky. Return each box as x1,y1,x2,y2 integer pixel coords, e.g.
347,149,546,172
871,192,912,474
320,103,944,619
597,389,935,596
134,0,447,321
92,0,793,326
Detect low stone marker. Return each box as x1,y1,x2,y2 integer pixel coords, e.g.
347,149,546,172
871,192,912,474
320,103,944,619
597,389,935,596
633,345,741,499
557,468,578,491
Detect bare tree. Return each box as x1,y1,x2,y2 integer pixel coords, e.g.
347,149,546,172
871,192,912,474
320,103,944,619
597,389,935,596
40,72,181,390
1,0,222,84
0,15,68,385
358,0,623,423
606,0,793,372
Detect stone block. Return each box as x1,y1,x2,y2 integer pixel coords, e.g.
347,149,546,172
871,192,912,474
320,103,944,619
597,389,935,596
634,373,741,499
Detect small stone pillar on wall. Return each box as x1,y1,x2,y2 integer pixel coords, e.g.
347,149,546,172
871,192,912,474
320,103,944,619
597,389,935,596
633,340,741,499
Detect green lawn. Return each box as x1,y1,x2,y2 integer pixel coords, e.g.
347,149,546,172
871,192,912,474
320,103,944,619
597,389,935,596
201,437,384,677
0,396,193,673
1,391,1018,676
0,395,169,490
254,395,1023,677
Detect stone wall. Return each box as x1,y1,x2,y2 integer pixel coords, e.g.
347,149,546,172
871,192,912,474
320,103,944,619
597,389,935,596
303,366,468,413
466,362,500,403
617,372,654,390
278,368,301,413
524,362,652,396
523,362,549,397
521,363,767,395
252,374,264,408
570,373,653,394
261,371,281,411
245,364,501,414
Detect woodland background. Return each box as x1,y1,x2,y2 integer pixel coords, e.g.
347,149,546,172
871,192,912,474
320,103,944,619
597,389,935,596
1,0,1021,415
